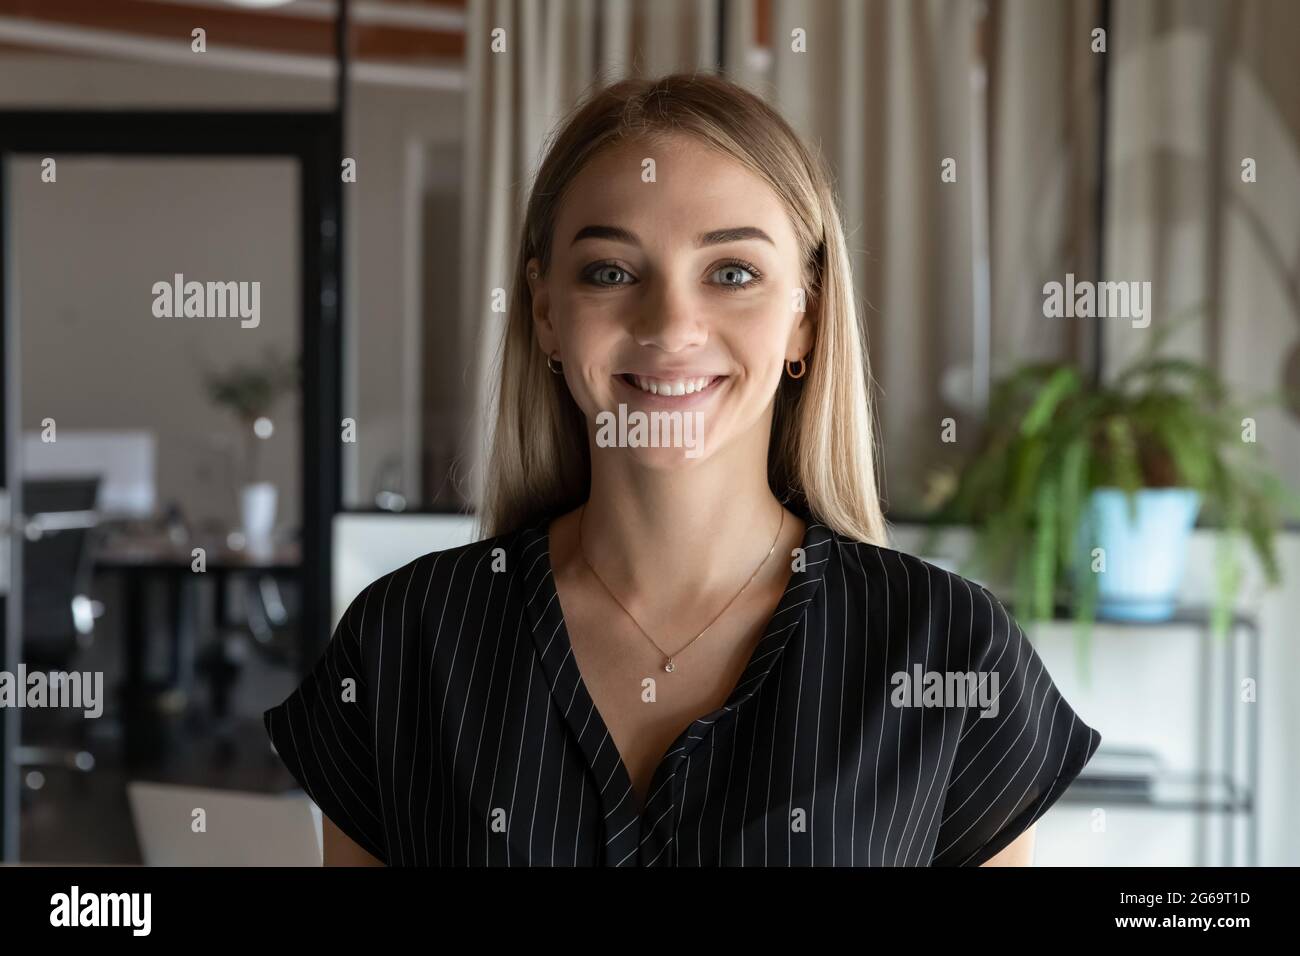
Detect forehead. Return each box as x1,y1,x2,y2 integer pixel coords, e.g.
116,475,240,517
554,134,799,252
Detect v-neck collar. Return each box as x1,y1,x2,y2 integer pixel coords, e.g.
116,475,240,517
515,512,835,866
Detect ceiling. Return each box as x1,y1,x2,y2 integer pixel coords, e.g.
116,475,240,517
0,0,466,87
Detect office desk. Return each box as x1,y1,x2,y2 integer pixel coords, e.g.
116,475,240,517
93,537,300,766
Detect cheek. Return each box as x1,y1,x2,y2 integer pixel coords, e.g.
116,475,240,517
552,305,611,363
731,309,797,374
553,318,621,409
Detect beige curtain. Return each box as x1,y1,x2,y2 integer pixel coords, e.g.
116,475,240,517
459,0,736,509
1105,0,1300,479
762,0,1300,509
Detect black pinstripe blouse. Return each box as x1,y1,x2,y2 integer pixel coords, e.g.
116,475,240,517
263,516,1102,866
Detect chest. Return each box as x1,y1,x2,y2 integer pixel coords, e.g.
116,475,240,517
398,561,945,865
523,591,928,866
557,578,787,811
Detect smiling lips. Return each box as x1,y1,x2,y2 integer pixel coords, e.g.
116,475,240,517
625,374,719,396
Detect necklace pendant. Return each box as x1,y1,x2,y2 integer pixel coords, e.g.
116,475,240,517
664,658,675,673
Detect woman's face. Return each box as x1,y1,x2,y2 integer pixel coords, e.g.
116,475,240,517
527,133,815,470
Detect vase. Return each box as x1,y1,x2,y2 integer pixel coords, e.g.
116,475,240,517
1072,487,1201,621
240,481,278,562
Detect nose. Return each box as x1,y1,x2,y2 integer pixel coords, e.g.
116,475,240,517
630,276,708,353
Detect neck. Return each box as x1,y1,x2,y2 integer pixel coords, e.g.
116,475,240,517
572,426,794,605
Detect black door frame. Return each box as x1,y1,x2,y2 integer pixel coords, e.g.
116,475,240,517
0,111,343,860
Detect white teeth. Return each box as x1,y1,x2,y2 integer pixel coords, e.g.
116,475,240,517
631,375,715,396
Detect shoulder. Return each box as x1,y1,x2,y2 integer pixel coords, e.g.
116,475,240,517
831,532,998,602
337,526,534,640
826,532,1015,654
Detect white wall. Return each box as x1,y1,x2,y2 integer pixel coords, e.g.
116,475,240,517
13,156,301,529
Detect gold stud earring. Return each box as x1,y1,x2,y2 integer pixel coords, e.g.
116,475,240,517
786,357,807,379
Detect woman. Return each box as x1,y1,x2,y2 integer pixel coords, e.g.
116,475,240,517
265,71,1101,867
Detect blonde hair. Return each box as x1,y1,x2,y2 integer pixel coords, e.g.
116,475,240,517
480,71,891,547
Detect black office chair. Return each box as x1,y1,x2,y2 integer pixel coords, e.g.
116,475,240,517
14,476,103,787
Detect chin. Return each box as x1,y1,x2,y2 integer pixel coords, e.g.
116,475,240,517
588,438,717,471
625,444,714,470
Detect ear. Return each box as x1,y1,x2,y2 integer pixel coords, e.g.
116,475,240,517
526,257,557,356
786,284,818,362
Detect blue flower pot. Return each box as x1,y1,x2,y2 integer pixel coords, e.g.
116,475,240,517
1072,487,1201,621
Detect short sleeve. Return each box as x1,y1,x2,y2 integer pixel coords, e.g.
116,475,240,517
262,584,388,864
931,583,1102,867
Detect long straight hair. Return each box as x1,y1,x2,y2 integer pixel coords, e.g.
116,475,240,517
480,71,891,547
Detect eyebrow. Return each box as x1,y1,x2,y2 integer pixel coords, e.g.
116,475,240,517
570,224,775,248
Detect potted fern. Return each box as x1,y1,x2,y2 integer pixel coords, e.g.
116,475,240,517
920,314,1300,667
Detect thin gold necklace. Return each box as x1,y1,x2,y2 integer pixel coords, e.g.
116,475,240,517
575,503,786,674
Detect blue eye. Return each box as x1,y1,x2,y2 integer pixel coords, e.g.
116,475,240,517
581,259,763,290
583,262,634,287
712,260,762,291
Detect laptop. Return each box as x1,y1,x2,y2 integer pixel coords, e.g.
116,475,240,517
127,781,322,866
